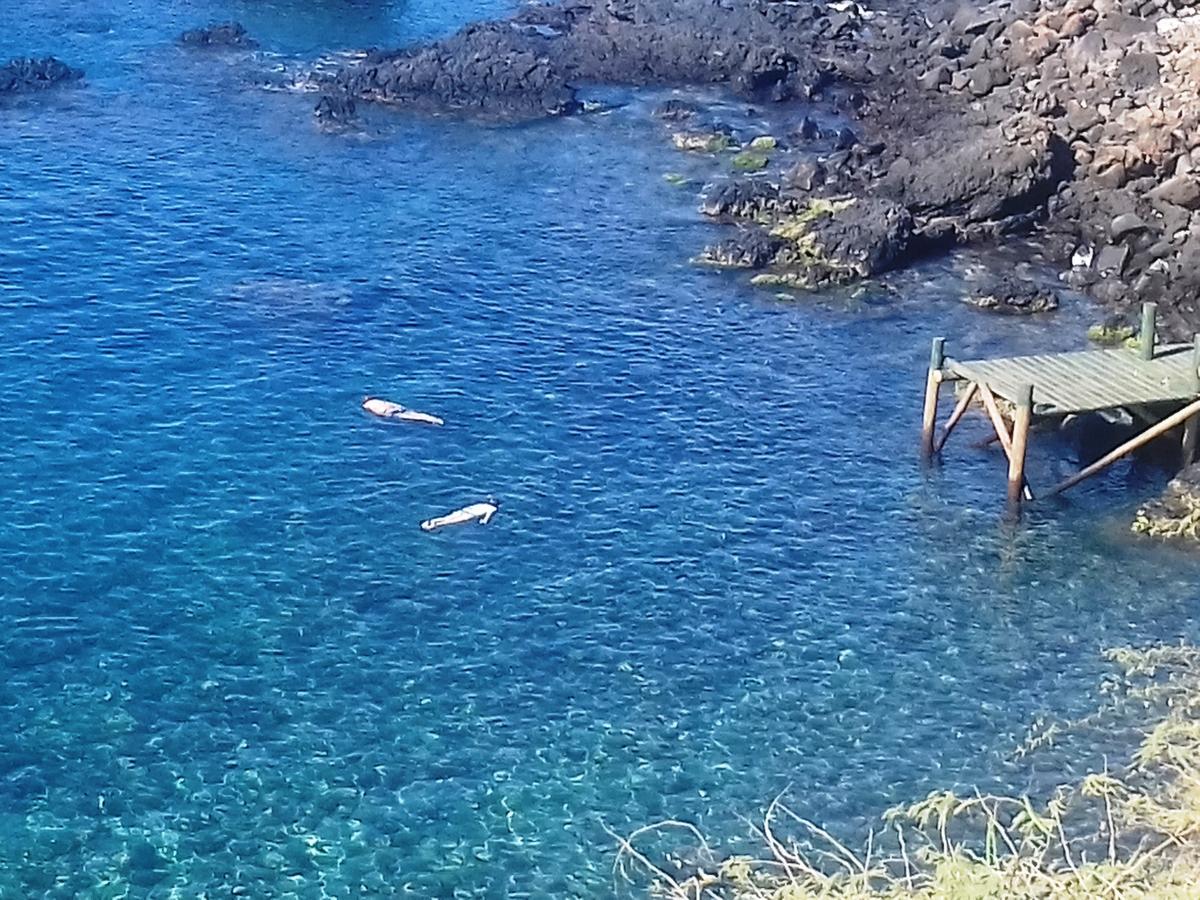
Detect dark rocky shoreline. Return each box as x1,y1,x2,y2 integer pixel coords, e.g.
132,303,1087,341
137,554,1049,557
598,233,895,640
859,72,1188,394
313,0,1200,341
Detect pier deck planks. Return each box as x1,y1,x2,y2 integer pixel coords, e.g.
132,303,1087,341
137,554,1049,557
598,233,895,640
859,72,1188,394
947,343,1200,416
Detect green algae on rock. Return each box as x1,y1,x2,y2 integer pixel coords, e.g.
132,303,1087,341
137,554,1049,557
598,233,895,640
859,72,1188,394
748,135,777,151
731,151,769,172
754,197,912,289
1087,318,1137,347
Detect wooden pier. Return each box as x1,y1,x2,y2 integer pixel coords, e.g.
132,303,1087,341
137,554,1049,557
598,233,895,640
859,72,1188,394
922,302,1200,508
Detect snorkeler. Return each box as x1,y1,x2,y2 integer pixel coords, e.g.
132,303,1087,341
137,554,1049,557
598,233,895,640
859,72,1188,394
419,499,499,532
361,396,444,426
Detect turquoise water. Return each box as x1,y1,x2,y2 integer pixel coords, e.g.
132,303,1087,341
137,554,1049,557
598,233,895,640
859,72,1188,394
3,1,1200,896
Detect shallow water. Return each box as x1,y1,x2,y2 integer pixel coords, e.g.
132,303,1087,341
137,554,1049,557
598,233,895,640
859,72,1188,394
3,1,1200,897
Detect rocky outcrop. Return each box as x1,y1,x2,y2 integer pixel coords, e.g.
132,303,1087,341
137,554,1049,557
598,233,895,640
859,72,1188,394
880,122,1072,242
965,276,1060,314
697,196,913,288
179,22,257,49
862,0,1200,334
311,0,1200,318
760,198,913,288
700,181,803,220
321,0,868,120
0,57,82,93
694,228,785,269
1132,462,1200,540
314,92,357,131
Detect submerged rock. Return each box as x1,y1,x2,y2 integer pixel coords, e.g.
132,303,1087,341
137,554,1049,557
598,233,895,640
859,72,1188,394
672,127,735,152
1132,463,1200,541
0,57,83,93
179,22,258,49
1087,315,1137,346
314,92,358,130
653,98,701,121
964,276,1059,315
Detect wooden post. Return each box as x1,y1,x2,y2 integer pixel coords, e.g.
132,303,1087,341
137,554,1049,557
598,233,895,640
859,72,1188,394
934,382,979,453
978,383,1034,500
1139,302,1157,361
1192,334,1200,392
1182,415,1198,467
1008,384,1033,508
921,337,945,459
1046,395,1200,497
1183,335,1200,466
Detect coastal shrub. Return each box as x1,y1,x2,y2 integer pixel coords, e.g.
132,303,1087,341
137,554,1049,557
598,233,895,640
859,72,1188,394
612,644,1200,899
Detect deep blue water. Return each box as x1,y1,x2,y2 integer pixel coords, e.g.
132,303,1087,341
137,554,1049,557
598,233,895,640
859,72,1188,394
3,1,1200,897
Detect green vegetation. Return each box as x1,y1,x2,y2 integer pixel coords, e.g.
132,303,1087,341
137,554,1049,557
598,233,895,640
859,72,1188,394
749,136,778,151
1087,322,1138,347
769,197,856,240
731,151,769,172
613,645,1200,899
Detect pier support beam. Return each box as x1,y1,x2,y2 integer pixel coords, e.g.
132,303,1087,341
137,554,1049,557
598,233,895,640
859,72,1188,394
1007,384,1033,508
934,381,978,454
1184,335,1200,467
1047,395,1200,497
921,337,945,460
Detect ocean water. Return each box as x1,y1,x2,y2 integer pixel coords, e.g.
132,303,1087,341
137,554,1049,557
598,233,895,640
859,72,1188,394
3,1,1200,897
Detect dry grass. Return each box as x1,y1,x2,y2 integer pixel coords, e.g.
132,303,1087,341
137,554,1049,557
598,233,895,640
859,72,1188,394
611,645,1200,899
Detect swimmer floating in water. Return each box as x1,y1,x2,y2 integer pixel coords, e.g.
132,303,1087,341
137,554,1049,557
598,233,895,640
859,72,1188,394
362,396,444,426
420,499,499,532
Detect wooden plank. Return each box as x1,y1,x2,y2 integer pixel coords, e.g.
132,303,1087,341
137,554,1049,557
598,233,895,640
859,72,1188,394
948,343,1200,416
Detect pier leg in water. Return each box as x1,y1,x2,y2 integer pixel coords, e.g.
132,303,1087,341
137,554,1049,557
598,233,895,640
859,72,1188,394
1183,414,1199,468
921,337,945,460
1007,384,1033,510
1184,334,1200,467
978,382,1034,502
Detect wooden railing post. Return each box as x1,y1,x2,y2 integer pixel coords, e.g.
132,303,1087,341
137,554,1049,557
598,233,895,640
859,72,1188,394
1007,383,1033,508
1139,302,1157,361
921,337,945,459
